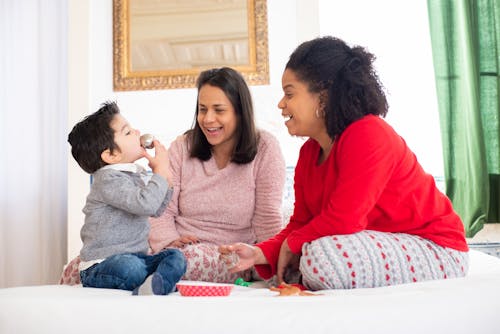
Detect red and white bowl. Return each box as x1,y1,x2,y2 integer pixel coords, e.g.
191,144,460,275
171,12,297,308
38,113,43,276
176,281,234,297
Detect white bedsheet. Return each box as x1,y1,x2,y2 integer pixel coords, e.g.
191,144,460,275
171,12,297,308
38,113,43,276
1,250,500,334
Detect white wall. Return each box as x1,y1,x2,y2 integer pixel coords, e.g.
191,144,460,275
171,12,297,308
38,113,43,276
318,0,443,177
68,0,443,259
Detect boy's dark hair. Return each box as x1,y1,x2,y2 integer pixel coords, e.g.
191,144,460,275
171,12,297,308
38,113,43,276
286,36,388,139
187,67,259,164
68,101,120,174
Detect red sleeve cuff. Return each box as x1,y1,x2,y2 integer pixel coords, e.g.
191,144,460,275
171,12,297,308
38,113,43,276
254,219,311,278
254,264,273,280
254,240,282,278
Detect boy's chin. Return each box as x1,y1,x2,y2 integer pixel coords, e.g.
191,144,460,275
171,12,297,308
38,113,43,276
132,157,146,163
128,156,145,164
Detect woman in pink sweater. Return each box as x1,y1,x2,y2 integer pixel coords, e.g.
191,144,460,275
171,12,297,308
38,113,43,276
220,37,468,290
149,67,285,283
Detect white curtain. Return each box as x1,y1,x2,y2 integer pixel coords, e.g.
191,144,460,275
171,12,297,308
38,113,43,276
0,0,67,288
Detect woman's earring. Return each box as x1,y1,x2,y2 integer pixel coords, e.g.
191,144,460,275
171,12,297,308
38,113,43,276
315,109,321,118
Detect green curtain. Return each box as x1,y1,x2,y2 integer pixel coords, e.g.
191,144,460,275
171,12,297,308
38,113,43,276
427,0,500,237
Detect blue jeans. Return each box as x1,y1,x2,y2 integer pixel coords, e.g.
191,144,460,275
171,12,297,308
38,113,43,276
80,249,186,293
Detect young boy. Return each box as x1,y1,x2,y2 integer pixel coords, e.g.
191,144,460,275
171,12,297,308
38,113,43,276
68,101,186,295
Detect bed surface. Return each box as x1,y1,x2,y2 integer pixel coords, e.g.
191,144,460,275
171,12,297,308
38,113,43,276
1,250,500,334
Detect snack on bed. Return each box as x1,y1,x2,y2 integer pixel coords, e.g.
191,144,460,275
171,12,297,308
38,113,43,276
270,283,320,296
234,277,253,287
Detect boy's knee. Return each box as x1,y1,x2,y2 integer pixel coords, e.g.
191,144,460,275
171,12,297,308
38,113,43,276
159,249,187,277
163,249,187,267
172,250,187,273
108,254,147,286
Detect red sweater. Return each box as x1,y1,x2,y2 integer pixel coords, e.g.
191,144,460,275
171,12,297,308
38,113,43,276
256,115,468,279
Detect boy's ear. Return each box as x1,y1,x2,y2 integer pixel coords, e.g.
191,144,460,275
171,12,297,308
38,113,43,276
101,149,121,164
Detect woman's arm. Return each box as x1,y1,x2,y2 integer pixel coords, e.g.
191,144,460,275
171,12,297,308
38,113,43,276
251,131,287,242
149,136,185,253
253,140,313,278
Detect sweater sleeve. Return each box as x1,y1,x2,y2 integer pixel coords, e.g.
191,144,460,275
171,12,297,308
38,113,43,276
251,131,286,242
151,175,174,217
96,170,168,216
286,118,397,253
149,136,184,253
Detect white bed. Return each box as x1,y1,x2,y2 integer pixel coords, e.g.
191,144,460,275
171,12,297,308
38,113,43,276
1,249,500,334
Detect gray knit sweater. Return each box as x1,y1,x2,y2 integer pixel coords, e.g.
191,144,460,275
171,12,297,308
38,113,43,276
80,164,172,261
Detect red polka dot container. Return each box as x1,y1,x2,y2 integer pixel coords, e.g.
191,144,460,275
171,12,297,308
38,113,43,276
176,281,234,297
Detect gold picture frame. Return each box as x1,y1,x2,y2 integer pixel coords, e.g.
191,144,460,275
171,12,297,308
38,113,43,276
113,0,269,91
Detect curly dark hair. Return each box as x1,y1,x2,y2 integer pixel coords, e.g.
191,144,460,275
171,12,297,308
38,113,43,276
285,36,388,139
68,101,120,174
187,67,259,164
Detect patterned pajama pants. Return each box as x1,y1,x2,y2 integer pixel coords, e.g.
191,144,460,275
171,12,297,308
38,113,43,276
300,230,469,290
60,242,251,285
180,243,253,283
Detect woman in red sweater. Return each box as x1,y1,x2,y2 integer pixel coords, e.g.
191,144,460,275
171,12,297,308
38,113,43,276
220,36,469,290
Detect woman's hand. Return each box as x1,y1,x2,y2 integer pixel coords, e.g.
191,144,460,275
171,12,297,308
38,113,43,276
167,235,200,248
218,243,267,273
276,239,301,284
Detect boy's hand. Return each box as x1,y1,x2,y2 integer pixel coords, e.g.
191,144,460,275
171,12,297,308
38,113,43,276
144,140,172,185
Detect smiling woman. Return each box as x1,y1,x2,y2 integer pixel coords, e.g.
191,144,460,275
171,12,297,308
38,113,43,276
146,67,286,283
113,0,269,90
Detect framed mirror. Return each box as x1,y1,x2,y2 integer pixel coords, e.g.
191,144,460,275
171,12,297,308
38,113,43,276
113,0,269,90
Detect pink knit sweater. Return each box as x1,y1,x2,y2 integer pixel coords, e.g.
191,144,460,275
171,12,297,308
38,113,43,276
149,130,286,253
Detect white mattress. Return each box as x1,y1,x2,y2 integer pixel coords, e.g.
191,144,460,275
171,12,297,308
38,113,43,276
1,250,500,334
